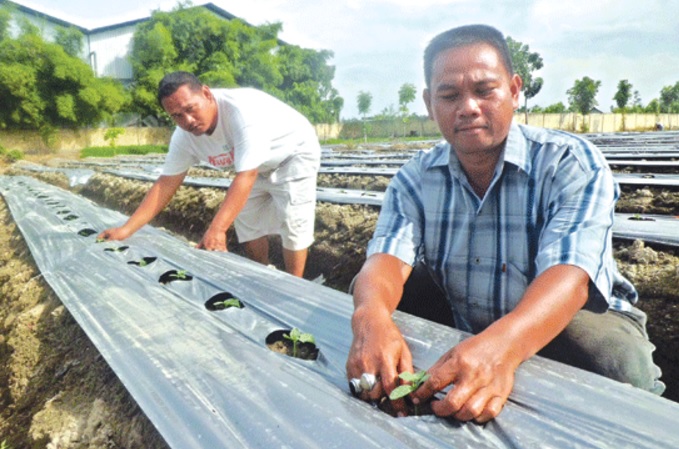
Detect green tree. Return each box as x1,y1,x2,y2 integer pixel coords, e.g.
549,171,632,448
645,98,661,114
55,26,84,58
506,36,543,122
277,45,343,123
357,90,372,142
129,3,342,123
613,79,633,111
0,6,11,41
567,76,601,115
398,83,416,137
659,82,679,113
0,26,128,132
543,102,567,113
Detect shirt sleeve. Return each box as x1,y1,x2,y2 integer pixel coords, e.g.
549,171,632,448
161,130,197,176
367,159,425,266
534,143,632,310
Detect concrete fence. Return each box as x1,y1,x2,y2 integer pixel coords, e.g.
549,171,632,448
1,114,677,156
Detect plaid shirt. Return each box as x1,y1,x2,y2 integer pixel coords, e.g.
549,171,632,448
368,124,637,333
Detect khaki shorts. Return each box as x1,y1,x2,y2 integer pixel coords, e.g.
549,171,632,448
235,175,317,251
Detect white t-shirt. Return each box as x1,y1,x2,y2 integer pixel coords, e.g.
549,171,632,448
162,88,320,183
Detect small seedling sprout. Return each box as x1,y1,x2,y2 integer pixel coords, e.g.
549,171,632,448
389,370,430,401
283,327,315,357
170,269,189,279
214,297,243,309
138,259,147,267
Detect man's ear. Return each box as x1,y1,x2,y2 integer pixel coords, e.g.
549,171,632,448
201,84,213,101
423,88,434,120
510,74,522,110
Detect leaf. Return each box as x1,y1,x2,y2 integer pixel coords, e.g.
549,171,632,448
298,332,315,344
389,385,415,400
398,371,421,383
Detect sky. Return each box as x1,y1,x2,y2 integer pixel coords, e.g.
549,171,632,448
15,0,679,119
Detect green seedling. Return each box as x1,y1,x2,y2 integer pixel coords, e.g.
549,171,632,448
283,327,315,358
95,237,106,243
170,269,189,280
214,297,243,309
389,370,430,401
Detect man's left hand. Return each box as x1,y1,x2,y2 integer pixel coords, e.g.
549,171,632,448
410,332,518,423
196,227,228,252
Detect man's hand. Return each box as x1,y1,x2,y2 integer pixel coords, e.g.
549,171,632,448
345,254,414,413
346,306,414,412
196,226,228,252
411,332,518,423
410,265,591,423
97,226,133,241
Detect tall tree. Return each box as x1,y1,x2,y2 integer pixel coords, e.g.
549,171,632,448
613,79,633,111
277,45,343,124
398,83,416,137
567,76,601,115
506,36,543,122
659,82,679,113
130,3,342,123
55,26,84,58
357,90,372,142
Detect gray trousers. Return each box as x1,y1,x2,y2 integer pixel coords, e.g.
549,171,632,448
538,307,665,395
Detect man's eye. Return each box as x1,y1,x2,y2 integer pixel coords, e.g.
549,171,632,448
440,93,458,101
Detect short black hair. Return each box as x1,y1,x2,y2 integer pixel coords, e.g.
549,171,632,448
423,24,513,88
157,71,204,105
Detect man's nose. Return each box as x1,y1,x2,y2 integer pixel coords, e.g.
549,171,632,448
176,113,194,128
458,95,481,116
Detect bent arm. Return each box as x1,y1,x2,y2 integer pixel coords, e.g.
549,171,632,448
346,253,414,401
413,263,590,422
98,172,186,240
197,169,258,250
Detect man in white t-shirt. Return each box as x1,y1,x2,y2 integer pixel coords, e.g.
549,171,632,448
99,71,321,277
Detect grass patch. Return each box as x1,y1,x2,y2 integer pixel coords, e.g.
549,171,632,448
80,145,168,159
0,145,24,163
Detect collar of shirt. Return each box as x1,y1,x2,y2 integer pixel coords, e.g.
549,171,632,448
426,123,532,176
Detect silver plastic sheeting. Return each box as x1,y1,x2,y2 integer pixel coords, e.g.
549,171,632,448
613,213,679,246
104,168,386,206
2,175,679,449
103,168,679,245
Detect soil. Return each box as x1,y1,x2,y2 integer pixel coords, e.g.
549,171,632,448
2,146,679,447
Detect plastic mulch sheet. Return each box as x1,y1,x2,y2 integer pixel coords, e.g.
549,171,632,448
2,175,679,449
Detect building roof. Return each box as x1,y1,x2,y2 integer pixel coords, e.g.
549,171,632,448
2,1,243,34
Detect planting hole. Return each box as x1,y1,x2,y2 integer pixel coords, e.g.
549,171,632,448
629,215,655,221
127,257,157,267
104,245,129,253
266,329,319,361
159,269,193,284
205,292,244,311
78,228,97,237
63,214,79,221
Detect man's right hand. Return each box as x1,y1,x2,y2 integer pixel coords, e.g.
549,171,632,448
345,254,415,413
97,226,133,241
346,306,414,411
